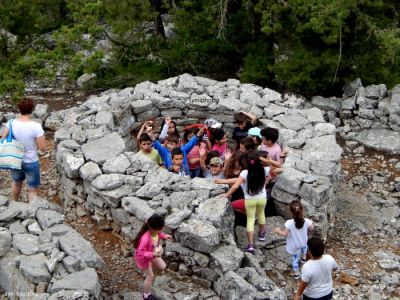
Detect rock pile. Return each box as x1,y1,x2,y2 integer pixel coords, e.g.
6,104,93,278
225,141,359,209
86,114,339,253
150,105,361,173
311,79,400,154
0,196,103,299
47,74,343,299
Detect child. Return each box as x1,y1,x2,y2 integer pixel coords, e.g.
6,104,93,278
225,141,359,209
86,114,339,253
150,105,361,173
169,148,190,177
239,136,256,153
223,151,270,253
159,117,179,145
211,128,231,161
260,127,283,167
200,148,224,179
294,237,337,300
182,128,205,178
273,200,314,279
133,214,172,300
233,111,257,149
150,127,205,170
247,127,262,149
137,133,164,166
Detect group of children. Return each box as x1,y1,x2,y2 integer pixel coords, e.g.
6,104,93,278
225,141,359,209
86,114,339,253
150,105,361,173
133,112,337,300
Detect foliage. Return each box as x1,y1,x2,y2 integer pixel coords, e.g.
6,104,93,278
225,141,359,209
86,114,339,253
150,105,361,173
0,0,399,100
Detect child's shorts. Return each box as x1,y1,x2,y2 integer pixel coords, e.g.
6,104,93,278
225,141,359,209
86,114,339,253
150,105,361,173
11,161,41,188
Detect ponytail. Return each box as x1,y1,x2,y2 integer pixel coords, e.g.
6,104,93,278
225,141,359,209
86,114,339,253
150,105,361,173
133,222,149,249
133,214,165,249
290,200,305,229
246,151,266,196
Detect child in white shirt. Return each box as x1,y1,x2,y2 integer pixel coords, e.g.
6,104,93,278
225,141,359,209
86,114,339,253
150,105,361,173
273,200,314,279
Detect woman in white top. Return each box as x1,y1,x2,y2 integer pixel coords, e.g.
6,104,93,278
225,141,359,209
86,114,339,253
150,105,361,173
1,99,46,201
223,151,270,253
273,200,314,279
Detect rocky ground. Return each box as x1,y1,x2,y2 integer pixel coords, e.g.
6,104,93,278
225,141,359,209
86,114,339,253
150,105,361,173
0,93,399,299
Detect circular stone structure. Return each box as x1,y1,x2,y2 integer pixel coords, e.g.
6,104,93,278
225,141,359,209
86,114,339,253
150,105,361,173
51,73,343,299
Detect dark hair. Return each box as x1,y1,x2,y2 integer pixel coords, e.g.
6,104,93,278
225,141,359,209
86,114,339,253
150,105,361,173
240,137,256,151
171,147,183,159
133,214,165,249
260,127,279,143
139,133,152,144
166,133,180,144
211,128,225,145
307,237,325,258
17,98,34,115
246,151,266,196
183,127,199,144
234,112,247,124
161,119,177,132
206,150,220,165
258,150,269,158
290,200,305,229
224,150,243,179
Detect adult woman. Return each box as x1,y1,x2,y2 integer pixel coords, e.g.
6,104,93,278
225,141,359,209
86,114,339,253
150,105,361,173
1,99,46,201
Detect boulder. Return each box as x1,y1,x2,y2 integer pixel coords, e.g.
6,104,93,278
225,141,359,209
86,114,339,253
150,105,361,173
121,197,155,221
12,234,39,255
176,219,220,253
36,209,65,229
211,245,243,272
102,154,130,174
0,229,12,257
18,253,51,284
311,96,340,111
196,197,234,236
81,132,126,165
58,231,104,268
352,129,400,154
50,268,101,298
79,162,102,181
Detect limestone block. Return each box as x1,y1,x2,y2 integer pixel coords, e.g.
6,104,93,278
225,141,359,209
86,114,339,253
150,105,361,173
121,197,155,221
211,245,243,272
102,154,130,174
50,268,101,298
176,219,220,253
81,132,126,165
58,231,104,268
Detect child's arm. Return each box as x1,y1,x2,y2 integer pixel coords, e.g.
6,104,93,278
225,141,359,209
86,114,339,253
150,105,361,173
222,176,244,198
272,227,289,237
307,223,314,235
199,147,208,173
294,280,308,300
214,178,238,185
159,117,171,140
181,127,205,154
137,120,153,140
159,232,172,240
239,111,257,125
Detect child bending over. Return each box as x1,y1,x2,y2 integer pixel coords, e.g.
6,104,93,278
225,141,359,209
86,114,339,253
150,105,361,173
133,214,172,300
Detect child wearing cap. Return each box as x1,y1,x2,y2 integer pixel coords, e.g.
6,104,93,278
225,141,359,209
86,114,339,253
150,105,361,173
233,111,257,149
200,148,225,179
247,127,262,150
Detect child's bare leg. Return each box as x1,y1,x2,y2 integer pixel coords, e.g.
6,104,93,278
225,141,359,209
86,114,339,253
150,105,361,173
143,265,154,294
152,257,166,272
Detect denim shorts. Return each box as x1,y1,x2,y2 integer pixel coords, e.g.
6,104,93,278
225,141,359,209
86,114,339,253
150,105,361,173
11,161,41,188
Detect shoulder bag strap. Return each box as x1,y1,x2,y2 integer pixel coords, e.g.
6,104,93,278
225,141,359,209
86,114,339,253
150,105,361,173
6,119,13,143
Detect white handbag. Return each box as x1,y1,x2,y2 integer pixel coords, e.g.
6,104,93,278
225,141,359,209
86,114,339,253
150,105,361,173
0,120,24,170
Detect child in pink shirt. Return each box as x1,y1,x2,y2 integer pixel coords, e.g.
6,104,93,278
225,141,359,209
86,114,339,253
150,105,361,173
133,214,172,300
211,128,231,161
260,127,284,167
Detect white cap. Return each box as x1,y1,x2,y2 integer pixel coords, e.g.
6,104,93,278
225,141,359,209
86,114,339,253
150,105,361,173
204,118,222,129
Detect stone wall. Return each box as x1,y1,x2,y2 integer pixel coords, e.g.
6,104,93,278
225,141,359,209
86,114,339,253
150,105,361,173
0,196,103,299
49,74,343,299
311,79,400,154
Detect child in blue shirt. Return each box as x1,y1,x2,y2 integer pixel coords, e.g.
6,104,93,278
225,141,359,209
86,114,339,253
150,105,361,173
149,127,205,170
